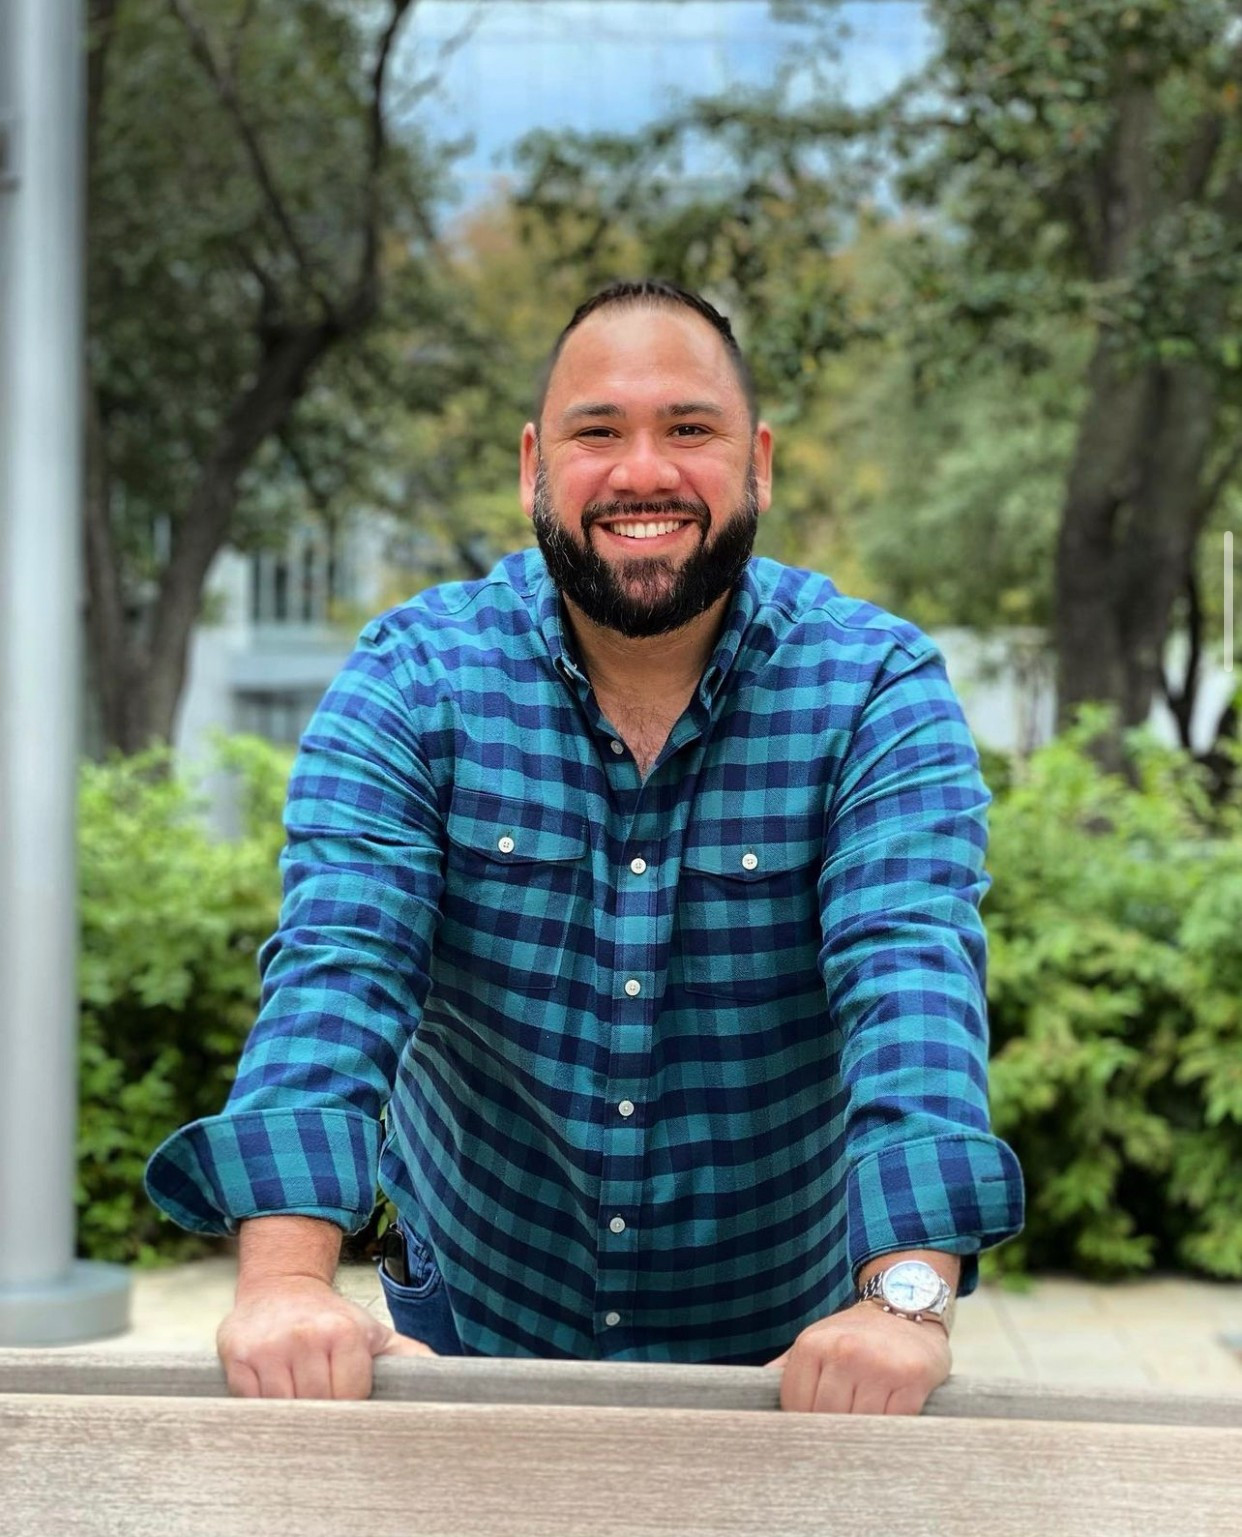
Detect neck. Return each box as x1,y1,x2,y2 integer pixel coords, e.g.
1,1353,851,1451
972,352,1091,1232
562,592,730,703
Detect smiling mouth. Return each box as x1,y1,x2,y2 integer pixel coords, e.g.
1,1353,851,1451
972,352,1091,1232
596,518,695,542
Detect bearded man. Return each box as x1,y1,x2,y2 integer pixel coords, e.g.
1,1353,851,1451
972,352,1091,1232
146,280,1023,1414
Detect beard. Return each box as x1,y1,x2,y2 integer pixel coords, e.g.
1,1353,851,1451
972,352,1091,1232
531,462,760,639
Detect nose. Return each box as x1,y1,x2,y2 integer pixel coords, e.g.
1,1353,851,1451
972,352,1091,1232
607,432,679,497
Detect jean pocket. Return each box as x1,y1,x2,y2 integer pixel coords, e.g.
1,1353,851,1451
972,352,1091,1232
376,1226,464,1356
377,1220,442,1301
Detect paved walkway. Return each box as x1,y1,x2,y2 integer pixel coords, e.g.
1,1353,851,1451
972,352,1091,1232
46,1258,1242,1393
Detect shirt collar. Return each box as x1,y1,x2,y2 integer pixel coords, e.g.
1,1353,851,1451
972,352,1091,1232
531,553,759,705
698,560,758,708
531,557,588,688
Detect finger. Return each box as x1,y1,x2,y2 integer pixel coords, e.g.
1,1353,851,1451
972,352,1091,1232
764,1351,790,1370
289,1349,334,1401
328,1339,376,1401
378,1330,438,1358
801,1342,859,1414
253,1359,296,1399
780,1352,826,1414
847,1380,890,1416
886,1384,929,1417
224,1360,261,1399
809,1366,855,1415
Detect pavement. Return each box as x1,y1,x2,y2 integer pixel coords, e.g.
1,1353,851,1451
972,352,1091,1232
38,1257,1242,1393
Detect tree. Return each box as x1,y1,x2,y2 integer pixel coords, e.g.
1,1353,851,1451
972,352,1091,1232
511,0,1242,761
901,0,1242,756
85,0,464,751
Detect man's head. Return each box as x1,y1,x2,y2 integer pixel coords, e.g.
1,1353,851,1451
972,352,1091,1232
521,280,772,639
534,280,760,433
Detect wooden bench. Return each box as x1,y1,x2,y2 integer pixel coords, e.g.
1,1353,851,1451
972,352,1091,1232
2,1351,1239,1535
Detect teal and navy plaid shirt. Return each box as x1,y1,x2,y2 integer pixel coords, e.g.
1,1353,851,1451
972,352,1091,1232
146,549,1023,1363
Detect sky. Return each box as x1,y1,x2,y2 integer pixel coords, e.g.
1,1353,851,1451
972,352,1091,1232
394,1,935,204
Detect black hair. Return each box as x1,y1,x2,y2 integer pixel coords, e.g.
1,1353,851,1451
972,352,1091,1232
534,279,759,429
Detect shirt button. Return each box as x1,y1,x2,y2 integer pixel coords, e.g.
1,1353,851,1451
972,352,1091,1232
497,835,515,855
604,1311,621,1327
741,851,759,871
624,978,641,997
609,739,624,755
609,1216,626,1234
629,857,647,876
618,1100,634,1118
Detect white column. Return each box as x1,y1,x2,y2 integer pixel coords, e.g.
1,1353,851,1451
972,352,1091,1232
0,0,130,1343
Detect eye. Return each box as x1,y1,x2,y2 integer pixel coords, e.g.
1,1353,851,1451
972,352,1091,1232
576,426,618,440
671,423,711,438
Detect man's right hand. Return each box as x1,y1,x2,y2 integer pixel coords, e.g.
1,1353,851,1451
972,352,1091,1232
217,1274,436,1399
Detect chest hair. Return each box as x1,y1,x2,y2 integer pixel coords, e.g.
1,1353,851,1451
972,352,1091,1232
595,685,695,777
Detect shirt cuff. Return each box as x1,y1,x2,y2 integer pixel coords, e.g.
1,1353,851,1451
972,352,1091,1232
846,1131,1025,1298
144,1107,382,1237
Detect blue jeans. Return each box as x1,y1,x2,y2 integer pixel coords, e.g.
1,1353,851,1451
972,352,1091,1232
376,1218,466,1356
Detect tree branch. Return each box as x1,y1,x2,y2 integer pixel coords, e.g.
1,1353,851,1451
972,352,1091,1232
354,0,421,302
1195,435,1242,524
227,0,261,81
391,1,482,120
166,0,336,316
1187,27,1242,201
1177,111,1225,203
279,426,336,521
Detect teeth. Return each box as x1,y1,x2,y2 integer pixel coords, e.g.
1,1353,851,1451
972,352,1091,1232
609,520,684,540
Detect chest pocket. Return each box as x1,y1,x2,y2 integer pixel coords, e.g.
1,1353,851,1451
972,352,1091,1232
437,789,589,997
676,831,823,1001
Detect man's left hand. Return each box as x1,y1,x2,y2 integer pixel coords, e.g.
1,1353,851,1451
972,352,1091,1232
763,1301,950,1414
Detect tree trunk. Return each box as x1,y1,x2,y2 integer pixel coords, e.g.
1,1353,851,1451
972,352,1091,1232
95,319,350,751
1054,338,1218,765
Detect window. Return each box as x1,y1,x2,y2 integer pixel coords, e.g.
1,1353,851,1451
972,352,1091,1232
250,522,343,625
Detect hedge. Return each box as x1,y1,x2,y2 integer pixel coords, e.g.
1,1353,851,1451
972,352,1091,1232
984,712,1242,1279
78,738,289,1264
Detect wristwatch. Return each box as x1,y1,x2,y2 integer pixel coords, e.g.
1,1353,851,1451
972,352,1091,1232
856,1259,956,1333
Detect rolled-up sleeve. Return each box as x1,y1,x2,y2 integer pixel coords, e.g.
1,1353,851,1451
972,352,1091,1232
145,619,443,1235
819,638,1024,1294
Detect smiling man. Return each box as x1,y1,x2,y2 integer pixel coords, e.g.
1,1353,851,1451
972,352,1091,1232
146,280,1023,1413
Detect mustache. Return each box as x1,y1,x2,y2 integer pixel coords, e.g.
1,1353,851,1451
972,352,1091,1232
581,498,709,533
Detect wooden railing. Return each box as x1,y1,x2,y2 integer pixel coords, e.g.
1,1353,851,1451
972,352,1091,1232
2,1351,1239,1536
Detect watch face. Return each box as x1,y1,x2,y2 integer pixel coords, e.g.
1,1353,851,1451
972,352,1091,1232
880,1261,942,1312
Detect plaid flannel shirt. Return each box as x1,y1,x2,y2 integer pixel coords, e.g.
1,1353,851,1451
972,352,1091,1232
146,549,1023,1363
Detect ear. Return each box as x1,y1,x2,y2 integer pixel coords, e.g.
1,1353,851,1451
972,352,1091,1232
519,422,539,520
751,421,774,514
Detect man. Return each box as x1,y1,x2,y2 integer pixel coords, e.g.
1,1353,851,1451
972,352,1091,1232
146,280,1023,1413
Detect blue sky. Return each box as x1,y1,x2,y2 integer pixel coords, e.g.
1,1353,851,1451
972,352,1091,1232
395,1,934,204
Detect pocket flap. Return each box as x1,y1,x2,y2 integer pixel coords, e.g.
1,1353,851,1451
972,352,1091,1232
447,789,588,864
681,825,820,882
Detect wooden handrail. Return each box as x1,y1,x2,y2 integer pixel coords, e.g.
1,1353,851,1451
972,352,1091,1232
1,1348,1238,1426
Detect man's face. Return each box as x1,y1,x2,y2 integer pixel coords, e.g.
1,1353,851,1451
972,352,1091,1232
520,306,773,639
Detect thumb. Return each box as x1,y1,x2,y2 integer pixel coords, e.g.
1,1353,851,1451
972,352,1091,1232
377,1329,439,1359
764,1349,790,1370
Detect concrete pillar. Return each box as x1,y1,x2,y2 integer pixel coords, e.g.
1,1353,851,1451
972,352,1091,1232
0,0,130,1344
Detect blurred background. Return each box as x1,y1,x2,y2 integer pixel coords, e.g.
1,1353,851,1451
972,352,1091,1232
23,2,1242,1288
81,0,1242,771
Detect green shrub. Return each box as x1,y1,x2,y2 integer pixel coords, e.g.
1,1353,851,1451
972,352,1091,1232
983,709,1242,1279
77,738,290,1264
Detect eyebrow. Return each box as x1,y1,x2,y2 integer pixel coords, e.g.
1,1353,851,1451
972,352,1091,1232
560,400,726,425
561,402,624,423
